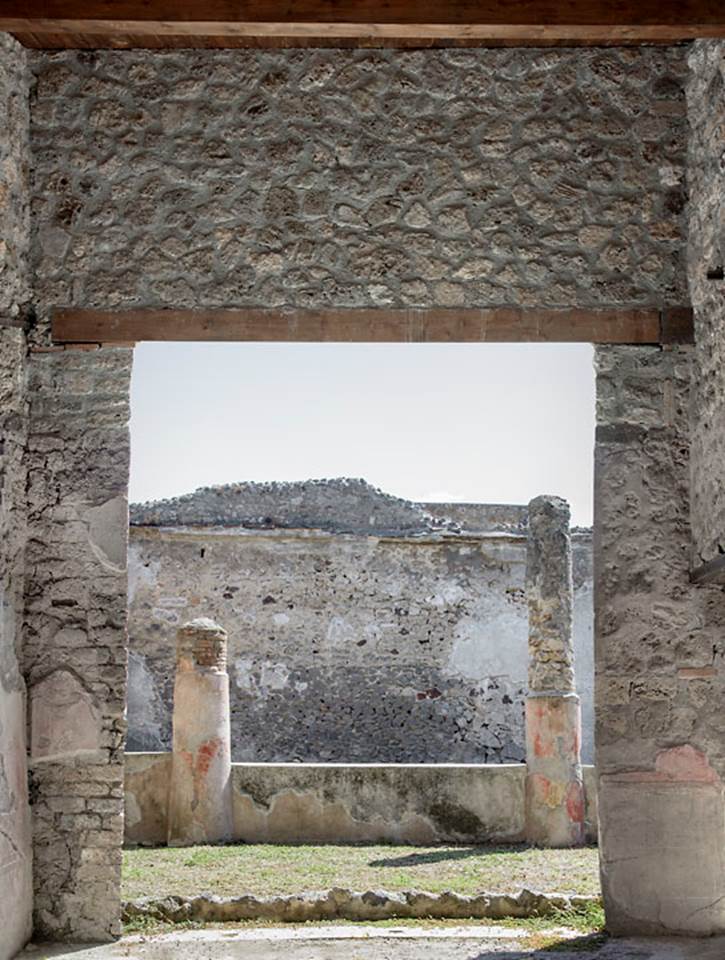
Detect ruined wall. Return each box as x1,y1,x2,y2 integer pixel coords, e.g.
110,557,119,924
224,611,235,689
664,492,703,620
124,752,599,847
127,482,594,765
0,31,33,960
687,41,725,567
29,48,688,311
594,345,725,936
23,346,133,940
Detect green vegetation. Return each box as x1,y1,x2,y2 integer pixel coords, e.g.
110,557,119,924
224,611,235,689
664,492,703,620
122,842,600,901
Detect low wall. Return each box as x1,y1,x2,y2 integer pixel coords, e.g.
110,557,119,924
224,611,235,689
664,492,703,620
124,753,598,847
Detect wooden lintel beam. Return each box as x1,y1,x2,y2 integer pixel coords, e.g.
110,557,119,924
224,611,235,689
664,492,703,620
50,306,693,346
4,0,725,48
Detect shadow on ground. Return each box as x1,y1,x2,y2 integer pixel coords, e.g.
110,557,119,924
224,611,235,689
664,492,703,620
368,846,491,868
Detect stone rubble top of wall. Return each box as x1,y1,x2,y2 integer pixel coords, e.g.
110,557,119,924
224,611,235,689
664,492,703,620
130,477,464,537
130,478,595,539
421,501,528,535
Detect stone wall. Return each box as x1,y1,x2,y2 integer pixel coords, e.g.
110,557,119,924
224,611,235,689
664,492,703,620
687,41,725,567
23,346,133,941
0,32,33,960
127,481,595,766
124,752,599,847
594,345,725,936
29,48,688,312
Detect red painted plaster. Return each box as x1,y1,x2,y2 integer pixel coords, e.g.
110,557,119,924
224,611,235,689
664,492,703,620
565,781,585,824
196,737,220,778
612,744,721,785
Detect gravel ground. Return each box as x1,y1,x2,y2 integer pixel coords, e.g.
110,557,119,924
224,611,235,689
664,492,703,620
17,926,725,960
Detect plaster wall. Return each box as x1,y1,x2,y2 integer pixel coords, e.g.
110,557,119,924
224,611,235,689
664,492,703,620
123,751,599,847
687,40,725,567
0,32,33,960
126,484,594,766
28,48,688,312
594,345,725,936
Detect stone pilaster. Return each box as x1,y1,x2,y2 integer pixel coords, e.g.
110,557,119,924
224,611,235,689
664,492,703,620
525,495,584,847
168,618,233,846
595,345,725,936
24,346,132,941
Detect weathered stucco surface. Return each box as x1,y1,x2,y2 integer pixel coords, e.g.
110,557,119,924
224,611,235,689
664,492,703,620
167,618,233,846
687,40,725,567
127,482,594,766
29,48,688,311
124,752,599,847
0,31,33,960
23,347,133,941
595,345,725,936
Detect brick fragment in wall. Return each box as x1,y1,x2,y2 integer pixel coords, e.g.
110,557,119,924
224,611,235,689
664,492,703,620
23,346,133,942
687,40,725,566
594,344,725,936
29,47,688,314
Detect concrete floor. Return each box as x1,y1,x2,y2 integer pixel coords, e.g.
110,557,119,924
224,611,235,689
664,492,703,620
16,926,725,960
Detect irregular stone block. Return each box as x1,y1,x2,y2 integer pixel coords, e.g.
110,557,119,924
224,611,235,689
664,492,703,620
30,669,102,761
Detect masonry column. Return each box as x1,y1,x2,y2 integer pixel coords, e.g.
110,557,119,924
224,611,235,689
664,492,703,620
525,495,584,847
167,618,233,845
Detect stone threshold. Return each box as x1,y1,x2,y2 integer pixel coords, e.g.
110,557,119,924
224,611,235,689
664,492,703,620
123,887,600,924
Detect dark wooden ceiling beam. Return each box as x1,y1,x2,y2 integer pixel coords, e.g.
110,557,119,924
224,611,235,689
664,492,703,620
4,0,725,48
50,306,693,346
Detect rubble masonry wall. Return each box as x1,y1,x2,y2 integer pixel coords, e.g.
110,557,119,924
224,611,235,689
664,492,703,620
687,40,725,567
0,31,33,960
127,485,594,765
29,47,688,312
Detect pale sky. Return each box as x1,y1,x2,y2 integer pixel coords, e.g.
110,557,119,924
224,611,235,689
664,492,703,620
129,342,595,526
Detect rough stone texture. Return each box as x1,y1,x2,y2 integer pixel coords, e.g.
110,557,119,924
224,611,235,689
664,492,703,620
123,752,599,846
23,346,133,942
131,479,457,537
526,496,575,694
687,41,725,567
127,489,594,765
167,618,233,846
122,887,601,925
0,31,33,960
28,48,688,311
525,496,583,848
594,345,725,936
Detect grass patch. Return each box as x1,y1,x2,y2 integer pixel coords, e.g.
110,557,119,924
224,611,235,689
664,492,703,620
122,843,600,901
